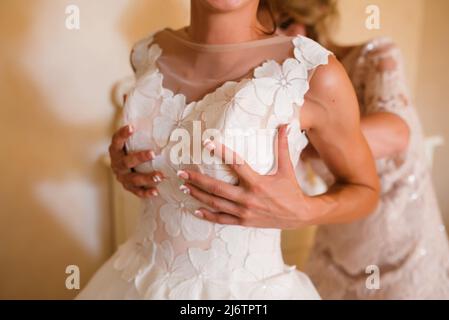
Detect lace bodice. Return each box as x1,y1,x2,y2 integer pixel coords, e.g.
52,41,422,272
112,30,331,299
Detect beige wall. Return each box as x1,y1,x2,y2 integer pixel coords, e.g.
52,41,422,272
335,0,425,91
0,0,447,299
415,0,449,225
0,0,189,299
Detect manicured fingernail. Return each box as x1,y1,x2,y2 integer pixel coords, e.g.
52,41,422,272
151,189,159,197
179,185,190,195
286,124,291,135
148,150,156,159
152,175,162,183
177,170,189,180
128,125,134,134
203,139,216,151
194,210,204,218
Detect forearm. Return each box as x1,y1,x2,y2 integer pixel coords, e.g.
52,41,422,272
303,181,379,225
361,112,410,159
299,56,380,226
301,129,380,226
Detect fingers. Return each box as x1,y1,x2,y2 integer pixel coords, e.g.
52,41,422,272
111,149,155,175
177,169,245,204
109,125,133,155
203,139,256,183
119,171,163,198
121,150,156,171
193,208,241,226
275,124,295,175
124,184,159,198
181,183,244,217
119,171,164,189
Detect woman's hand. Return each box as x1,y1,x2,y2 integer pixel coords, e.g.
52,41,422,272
177,125,313,229
109,125,164,198
180,57,380,228
301,112,410,162
360,112,410,159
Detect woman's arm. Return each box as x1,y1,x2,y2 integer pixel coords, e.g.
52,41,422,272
177,56,379,229
302,112,410,160
360,112,410,159
300,56,380,224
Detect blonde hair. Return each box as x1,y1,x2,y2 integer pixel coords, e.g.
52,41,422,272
271,0,339,45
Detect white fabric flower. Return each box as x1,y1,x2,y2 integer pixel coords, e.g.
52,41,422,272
216,225,251,270
138,202,158,239
113,235,157,282
135,240,193,299
217,226,280,271
125,72,163,159
293,36,331,70
254,59,309,121
217,225,252,256
132,38,162,78
169,239,232,299
230,245,295,299
217,225,279,257
265,117,308,173
198,80,267,131
158,194,212,242
153,94,195,148
135,71,164,99
125,72,163,150
231,268,303,300
143,43,163,76
198,163,238,185
287,120,308,166
152,153,212,242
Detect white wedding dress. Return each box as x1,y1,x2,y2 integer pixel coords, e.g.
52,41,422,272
77,29,331,300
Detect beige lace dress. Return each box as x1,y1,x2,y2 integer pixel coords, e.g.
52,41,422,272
306,38,449,300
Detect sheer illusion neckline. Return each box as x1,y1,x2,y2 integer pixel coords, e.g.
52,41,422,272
151,31,298,105
163,27,294,52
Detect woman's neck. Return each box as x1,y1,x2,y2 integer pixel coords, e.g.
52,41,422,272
186,0,268,45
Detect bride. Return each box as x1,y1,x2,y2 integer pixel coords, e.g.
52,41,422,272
77,0,379,299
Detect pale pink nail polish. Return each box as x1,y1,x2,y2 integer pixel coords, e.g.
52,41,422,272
151,189,159,197
179,185,190,195
177,170,189,180
194,210,204,218
128,125,134,134
203,139,216,151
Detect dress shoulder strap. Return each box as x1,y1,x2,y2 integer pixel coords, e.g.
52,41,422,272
130,32,162,78
292,36,333,76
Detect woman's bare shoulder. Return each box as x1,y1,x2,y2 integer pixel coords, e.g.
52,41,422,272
307,56,355,108
302,56,360,130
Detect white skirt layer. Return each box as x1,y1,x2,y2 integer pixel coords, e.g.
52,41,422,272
76,251,320,300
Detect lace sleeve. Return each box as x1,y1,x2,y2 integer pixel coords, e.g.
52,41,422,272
361,39,411,118
360,38,427,193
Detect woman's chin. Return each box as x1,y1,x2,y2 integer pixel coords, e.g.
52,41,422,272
199,0,254,12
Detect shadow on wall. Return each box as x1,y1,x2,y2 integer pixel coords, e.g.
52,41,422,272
0,0,193,299
0,0,112,299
